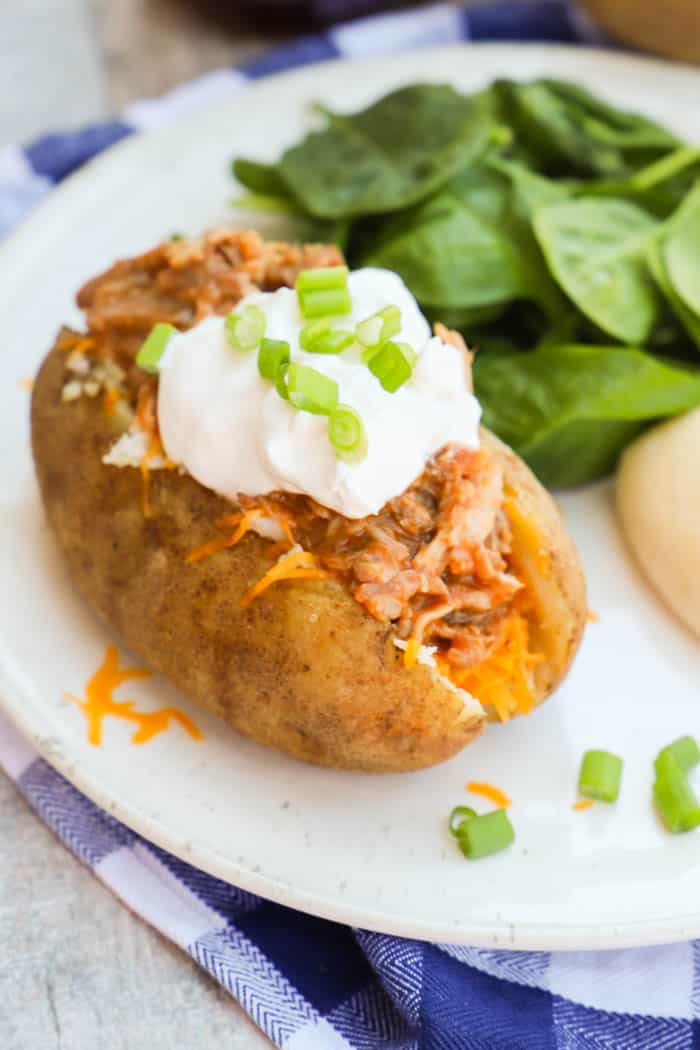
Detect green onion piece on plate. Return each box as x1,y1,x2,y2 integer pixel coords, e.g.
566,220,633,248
300,318,333,351
654,769,700,833
448,805,477,838
455,808,515,860
356,305,401,352
225,304,267,352
367,340,417,393
299,287,352,319
296,266,348,292
136,322,177,374
258,338,290,380
328,404,368,464
286,363,339,415
654,735,700,780
578,749,623,802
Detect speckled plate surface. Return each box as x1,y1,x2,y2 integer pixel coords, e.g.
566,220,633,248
2,44,700,950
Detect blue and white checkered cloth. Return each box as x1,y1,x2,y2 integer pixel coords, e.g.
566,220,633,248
3,3,699,1047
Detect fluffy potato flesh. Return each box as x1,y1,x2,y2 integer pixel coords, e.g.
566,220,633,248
31,335,586,771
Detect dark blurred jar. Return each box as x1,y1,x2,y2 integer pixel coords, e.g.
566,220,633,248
203,0,418,31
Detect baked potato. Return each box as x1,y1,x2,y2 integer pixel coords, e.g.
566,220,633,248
31,229,586,772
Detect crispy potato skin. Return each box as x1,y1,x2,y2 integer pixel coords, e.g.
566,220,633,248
31,339,585,772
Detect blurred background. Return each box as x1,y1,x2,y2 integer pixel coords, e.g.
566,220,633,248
2,0,698,149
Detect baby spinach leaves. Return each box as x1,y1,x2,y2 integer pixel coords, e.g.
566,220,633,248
232,79,700,487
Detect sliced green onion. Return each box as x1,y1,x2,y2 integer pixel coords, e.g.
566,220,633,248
300,318,332,351
448,805,477,838
225,304,267,352
654,770,700,833
654,736,700,780
299,287,352,319
367,340,417,393
136,323,177,374
455,809,515,860
169,232,184,242
356,305,401,352
578,749,623,803
258,338,290,380
286,363,338,415
328,404,368,464
275,364,290,400
296,266,348,292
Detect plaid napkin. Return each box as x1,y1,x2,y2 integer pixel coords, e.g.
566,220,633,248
3,3,698,1048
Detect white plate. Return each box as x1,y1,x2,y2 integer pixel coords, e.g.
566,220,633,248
3,44,700,951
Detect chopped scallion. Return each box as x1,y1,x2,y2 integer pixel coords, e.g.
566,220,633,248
328,404,368,464
356,305,401,352
367,340,417,393
448,805,477,837
654,736,700,780
275,364,290,400
296,266,348,292
654,770,700,833
136,323,177,374
307,329,354,355
455,808,515,860
300,318,333,351
225,304,267,352
258,338,290,380
298,287,352,319
578,749,623,803
286,363,338,415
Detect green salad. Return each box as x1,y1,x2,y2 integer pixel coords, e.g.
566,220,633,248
233,79,700,487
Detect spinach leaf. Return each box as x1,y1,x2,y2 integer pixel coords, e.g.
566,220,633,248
277,85,499,219
361,163,565,318
495,79,680,178
533,198,662,344
475,343,700,487
233,158,291,199
579,147,700,219
647,241,700,349
663,185,700,318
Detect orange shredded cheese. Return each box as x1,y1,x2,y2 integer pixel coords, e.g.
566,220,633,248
587,610,599,623
403,638,421,669
187,510,264,564
466,781,512,808
66,644,201,746
57,332,95,355
448,613,543,721
573,799,595,812
139,433,162,519
103,386,120,416
241,548,330,608
18,376,34,391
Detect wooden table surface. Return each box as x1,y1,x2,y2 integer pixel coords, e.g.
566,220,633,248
1,7,280,1047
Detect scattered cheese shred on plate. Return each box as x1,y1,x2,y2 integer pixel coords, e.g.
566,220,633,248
466,781,512,808
573,799,595,811
403,637,421,669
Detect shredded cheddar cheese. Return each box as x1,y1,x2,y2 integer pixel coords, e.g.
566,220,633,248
57,332,95,355
466,781,512,808
103,385,120,416
18,376,34,391
447,613,543,721
241,548,330,608
66,644,201,746
573,799,595,812
587,610,599,623
140,433,162,519
403,637,421,669
187,510,265,564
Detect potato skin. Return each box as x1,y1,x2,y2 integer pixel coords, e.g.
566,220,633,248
31,338,585,771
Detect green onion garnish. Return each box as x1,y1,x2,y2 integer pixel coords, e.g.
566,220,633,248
225,304,267,352
654,736,700,780
258,338,290,380
300,318,332,351
296,266,349,292
654,770,700,833
135,323,177,374
275,364,290,400
328,404,368,464
298,287,352,319
286,363,339,415
367,340,417,393
578,749,623,803
300,318,354,354
356,305,401,353
455,809,515,860
448,805,477,837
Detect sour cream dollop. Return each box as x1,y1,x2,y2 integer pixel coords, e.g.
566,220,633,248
157,268,481,519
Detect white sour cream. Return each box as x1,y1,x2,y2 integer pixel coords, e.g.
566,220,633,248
157,268,481,519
